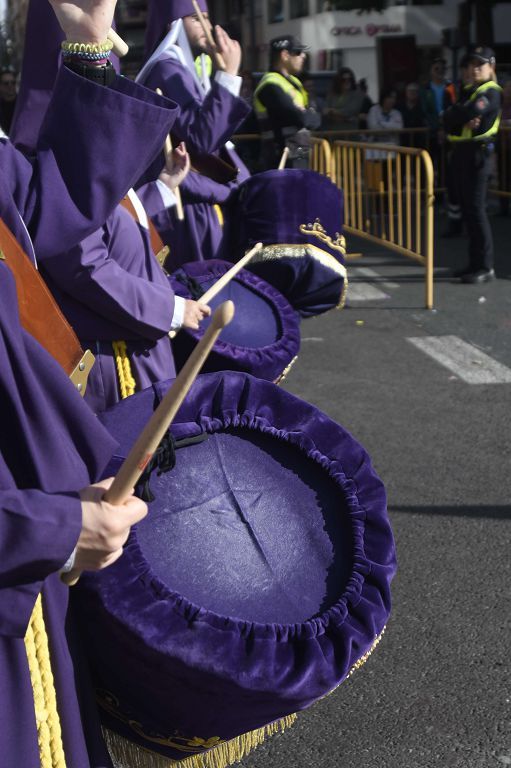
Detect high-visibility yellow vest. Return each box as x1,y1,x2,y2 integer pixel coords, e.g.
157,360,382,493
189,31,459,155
448,80,502,143
253,71,308,117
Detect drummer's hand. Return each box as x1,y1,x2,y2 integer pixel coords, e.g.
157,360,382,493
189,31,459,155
159,142,191,191
182,299,211,330
214,26,241,75
48,0,116,44
74,478,147,572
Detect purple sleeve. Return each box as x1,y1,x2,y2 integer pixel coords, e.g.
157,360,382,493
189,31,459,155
6,66,179,259
136,181,168,218
41,226,175,340
180,171,238,204
0,486,81,637
144,59,250,154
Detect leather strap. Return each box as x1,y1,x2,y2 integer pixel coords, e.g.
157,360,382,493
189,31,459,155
0,218,93,393
120,194,167,259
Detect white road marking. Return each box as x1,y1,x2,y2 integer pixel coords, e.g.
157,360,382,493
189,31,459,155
347,282,390,302
301,337,324,342
352,266,400,290
407,335,511,384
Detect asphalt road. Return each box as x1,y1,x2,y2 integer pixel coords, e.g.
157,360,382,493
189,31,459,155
239,212,511,768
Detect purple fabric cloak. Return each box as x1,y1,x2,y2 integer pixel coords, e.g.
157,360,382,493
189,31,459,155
0,63,179,767
10,0,120,151
137,54,250,267
41,203,178,413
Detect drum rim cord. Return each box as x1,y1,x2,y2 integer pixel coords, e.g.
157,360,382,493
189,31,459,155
112,406,393,642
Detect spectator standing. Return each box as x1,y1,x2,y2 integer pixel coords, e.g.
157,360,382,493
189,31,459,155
0,68,18,135
323,67,367,134
398,82,427,147
357,78,373,129
366,87,403,159
253,35,319,169
444,46,502,283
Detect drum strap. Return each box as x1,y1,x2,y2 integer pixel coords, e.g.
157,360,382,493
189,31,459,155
0,218,94,394
120,194,170,269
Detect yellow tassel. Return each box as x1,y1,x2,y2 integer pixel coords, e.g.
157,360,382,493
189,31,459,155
25,594,67,767
213,205,224,227
112,340,136,399
103,715,296,768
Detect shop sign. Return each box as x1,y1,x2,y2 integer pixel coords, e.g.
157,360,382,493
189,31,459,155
331,23,402,37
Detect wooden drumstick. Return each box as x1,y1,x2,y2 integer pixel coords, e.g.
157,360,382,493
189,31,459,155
107,28,129,58
62,301,235,586
168,242,262,339
278,147,289,170
191,0,226,71
156,89,185,222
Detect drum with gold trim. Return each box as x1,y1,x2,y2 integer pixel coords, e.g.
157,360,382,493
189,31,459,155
75,371,395,768
169,259,300,383
226,169,347,317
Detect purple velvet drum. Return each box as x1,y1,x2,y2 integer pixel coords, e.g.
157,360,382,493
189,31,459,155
75,372,396,766
169,259,301,382
226,169,348,317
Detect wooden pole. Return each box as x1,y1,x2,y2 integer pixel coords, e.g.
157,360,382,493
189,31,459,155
191,0,226,71
107,28,129,58
62,301,235,586
278,147,289,170
156,89,185,222
168,242,262,339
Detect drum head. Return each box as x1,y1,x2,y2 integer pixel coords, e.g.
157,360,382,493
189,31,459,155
137,427,353,624
169,260,300,381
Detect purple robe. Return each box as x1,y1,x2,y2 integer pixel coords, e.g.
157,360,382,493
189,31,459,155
138,56,250,267
10,0,120,151
0,63,179,767
41,203,177,413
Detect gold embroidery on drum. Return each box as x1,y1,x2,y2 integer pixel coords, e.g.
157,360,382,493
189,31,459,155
299,219,347,256
248,243,348,310
97,689,224,754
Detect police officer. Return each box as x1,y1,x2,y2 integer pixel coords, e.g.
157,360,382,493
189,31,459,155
444,46,502,283
253,35,320,170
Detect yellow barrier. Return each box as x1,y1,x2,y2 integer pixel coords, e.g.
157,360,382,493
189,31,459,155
309,137,334,178
332,140,435,310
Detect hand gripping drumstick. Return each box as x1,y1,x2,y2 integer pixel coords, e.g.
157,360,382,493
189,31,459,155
62,301,235,587
156,89,185,221
107,28,129,58
278,147,289,170
168,242,262,339
191,0,226,71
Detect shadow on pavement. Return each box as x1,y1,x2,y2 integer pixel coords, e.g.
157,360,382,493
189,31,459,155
389,504,511,520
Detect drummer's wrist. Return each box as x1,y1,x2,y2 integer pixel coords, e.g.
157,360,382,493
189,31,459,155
171,295,186,330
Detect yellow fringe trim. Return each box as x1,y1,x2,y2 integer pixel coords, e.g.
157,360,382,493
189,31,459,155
103,715,296,768
25,594,67,767
112,340,136,399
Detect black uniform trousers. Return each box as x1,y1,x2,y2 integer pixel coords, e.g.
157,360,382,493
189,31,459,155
450,142,494,272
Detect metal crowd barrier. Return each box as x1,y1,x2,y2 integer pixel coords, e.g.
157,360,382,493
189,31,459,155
331,139,435,310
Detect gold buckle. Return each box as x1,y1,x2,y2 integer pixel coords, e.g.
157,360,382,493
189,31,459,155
155,245,170,268
69,349,95,397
